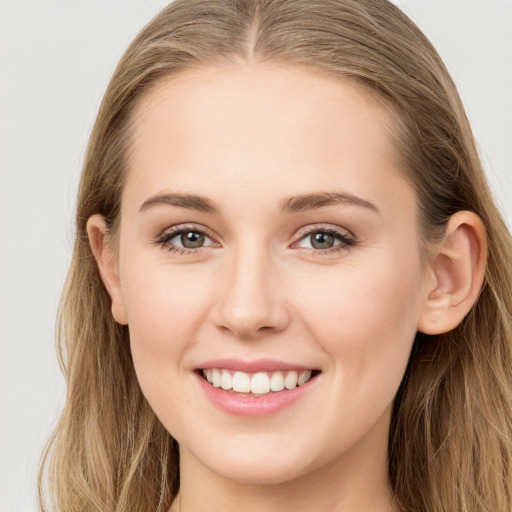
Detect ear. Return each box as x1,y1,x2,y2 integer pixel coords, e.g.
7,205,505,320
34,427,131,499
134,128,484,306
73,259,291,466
418,211,487,335
87,214,128,325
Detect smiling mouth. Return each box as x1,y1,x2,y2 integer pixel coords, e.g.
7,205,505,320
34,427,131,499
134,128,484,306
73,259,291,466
199,368,320,396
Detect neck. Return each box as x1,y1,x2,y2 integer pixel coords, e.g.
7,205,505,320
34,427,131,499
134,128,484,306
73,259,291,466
170,409,397,512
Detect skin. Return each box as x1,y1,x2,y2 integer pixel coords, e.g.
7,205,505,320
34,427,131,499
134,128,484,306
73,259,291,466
88,63,487,512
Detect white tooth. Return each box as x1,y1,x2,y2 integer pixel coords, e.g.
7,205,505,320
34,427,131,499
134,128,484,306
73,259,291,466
270,371,285,392
232,371,251,393
284,371,298,390
221,369,233,390
205,369,213,383
212,368,222,388
251,372,271,394
298,370,312,386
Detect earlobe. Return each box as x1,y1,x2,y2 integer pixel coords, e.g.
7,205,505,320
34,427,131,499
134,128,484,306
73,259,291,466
86,214,128,325
418,211,487,335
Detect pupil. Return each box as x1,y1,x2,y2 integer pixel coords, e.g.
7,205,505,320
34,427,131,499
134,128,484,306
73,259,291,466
181,231,205,248
311,232,334,249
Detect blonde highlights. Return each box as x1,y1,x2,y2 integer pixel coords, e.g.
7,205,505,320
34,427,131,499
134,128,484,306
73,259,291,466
39,1,512,511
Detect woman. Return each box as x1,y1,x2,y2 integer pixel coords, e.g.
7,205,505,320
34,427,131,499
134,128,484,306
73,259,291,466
38,0,512,511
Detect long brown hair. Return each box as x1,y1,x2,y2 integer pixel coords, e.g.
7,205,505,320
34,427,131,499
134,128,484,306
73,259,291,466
39,1,512,510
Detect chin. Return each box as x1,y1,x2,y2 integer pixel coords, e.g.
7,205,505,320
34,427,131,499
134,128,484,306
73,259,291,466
207,456,312,486
181,434,324,486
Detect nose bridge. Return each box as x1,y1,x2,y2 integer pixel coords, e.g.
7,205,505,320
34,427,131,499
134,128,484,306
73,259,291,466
214,238,289,337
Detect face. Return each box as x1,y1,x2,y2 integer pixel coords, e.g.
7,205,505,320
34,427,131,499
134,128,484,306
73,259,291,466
108,63,430,485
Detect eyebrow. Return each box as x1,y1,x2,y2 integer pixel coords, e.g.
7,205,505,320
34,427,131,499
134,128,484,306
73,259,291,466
139,191,378,215
280,192,379,214
139,193,221,214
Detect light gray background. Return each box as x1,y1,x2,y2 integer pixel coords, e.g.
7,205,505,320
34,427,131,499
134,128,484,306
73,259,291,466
1,1,511,511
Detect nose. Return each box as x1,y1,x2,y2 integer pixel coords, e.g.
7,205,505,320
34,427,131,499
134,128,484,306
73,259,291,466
212,245,291,339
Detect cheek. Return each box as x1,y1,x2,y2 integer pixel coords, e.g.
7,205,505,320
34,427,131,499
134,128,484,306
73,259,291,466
120,259,216,426
293,252,423,386
120,257,214,385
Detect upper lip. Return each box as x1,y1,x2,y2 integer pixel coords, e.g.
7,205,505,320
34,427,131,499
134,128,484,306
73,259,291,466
197,358,317,373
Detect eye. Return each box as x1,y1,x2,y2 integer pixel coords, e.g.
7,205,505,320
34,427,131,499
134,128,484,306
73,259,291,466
173,230,207,249
302,231,338,250
155,225,219,253
294,226,356,254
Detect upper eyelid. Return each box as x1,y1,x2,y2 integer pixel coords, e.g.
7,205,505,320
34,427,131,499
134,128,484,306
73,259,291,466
293,223,356,241
160,223,218,240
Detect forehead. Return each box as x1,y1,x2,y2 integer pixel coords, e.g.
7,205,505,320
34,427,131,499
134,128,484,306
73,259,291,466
123,62,414,217
129,62,394,157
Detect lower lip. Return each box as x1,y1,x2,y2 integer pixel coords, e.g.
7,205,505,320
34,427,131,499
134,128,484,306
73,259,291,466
194,372,318,418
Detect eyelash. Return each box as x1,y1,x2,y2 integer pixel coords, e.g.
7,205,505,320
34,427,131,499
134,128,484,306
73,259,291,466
154,224,357,256
293,225,356,256
154,224,219,255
